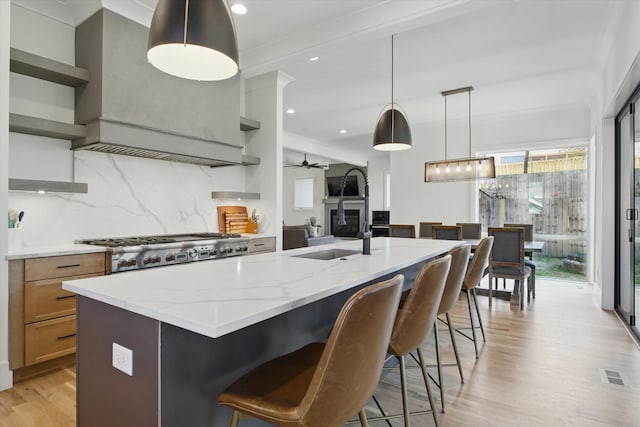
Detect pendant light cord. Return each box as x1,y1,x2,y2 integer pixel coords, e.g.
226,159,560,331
391,34,395,142
468,88,472,157
444,94,448,161
182,0,189,46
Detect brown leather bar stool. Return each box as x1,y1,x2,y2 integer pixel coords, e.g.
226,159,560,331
456,236,494,358
367,255,451,427
431,244,471,413
217,275,404,427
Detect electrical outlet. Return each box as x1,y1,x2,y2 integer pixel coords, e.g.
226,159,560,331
112,343,133,376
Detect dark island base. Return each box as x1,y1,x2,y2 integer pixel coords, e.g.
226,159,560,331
76,263,423,427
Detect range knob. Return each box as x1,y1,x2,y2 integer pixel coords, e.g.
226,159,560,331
127,259,137,266
153,256,162,263
143,257,152,265
188,249,198,259
117,259,128,268
166,254,175,262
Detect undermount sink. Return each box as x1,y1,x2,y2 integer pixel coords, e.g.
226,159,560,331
291,248,361,261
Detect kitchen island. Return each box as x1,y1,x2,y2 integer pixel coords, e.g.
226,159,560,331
63,237,460,427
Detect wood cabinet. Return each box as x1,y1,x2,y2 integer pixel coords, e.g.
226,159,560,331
248,237,276,254
9,252,107,372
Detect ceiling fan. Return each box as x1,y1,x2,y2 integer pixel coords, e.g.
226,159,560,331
285,153,328,169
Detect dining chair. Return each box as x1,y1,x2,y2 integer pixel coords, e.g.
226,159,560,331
217,275,404,427
456,222,482,239
419,221,443,239
432,225,463,240
431,244,471,412
503,223,536,298
389,224,416,238
487,227,532,309
456,236,494,358
368,255,451,427
504,223,534,258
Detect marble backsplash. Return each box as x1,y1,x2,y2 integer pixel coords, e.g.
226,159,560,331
8,150,253,248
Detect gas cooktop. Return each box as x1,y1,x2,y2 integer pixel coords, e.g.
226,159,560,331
77,232,250,273
79,232,243,248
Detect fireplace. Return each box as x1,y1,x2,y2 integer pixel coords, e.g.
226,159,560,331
330,209,360,237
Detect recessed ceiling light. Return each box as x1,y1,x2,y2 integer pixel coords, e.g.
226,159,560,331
231,3,247,15
340,129,347,134
309,56,319,62
286,108,296,114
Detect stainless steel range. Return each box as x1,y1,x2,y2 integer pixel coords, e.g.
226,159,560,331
78,233,250,273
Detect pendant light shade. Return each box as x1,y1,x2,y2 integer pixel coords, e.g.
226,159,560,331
147,0,239,81
373,34,412,151
373,106,412,151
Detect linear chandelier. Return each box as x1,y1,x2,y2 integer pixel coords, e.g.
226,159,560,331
424,86,495,182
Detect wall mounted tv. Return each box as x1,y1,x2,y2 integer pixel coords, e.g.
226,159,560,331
327,176,359,197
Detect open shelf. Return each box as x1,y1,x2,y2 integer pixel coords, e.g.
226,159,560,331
9,178,88,194
10,48,89,87
240,116,260,131
9,113,86,140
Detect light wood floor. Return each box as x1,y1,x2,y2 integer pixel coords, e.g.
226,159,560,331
0,279,638,426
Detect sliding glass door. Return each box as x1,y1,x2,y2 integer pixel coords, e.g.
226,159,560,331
616,90,639,335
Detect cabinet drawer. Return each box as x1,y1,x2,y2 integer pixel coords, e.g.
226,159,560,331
24,272,102,323
25,253,105,281
25,315,76,366
249,237,275,253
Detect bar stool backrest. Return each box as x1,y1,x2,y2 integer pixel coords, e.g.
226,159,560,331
504,223,533,241
438,244,471,315
389,224,416,238
463,236,494,290
298,274,404,425
388,255,451,357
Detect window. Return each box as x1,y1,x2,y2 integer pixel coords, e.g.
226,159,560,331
479,146,589,281
294,178,314,209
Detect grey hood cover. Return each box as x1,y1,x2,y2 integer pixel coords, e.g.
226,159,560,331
72,9,245,167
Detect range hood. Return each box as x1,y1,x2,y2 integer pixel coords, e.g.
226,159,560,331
73,9,246,167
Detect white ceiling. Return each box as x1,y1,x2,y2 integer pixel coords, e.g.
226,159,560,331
13,0,623,154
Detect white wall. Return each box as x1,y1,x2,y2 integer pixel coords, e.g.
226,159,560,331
391,106,591,230
7,5,249,247
282,166,325,228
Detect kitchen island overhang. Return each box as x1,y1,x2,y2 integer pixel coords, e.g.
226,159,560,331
64,237,462,427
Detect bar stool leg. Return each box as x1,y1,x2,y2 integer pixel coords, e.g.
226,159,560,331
358,409,370,427
399,355,410,427
472,289,486,342
446,312,464,384
433,321,445,412
230,410,239,427
465,290,479,358
417,347,440,427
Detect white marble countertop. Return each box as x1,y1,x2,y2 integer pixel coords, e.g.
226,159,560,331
63,237,461,339
6,244,108,260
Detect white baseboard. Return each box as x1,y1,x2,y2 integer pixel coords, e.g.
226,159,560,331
0,361,13,391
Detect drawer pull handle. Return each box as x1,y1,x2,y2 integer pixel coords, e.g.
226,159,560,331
57,333,76,340
57,264,81,269
56,295,75,300
254,243,265,247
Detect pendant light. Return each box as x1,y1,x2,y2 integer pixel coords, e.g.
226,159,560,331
373,34,412,151
424,86,495,182
147,0,239,81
